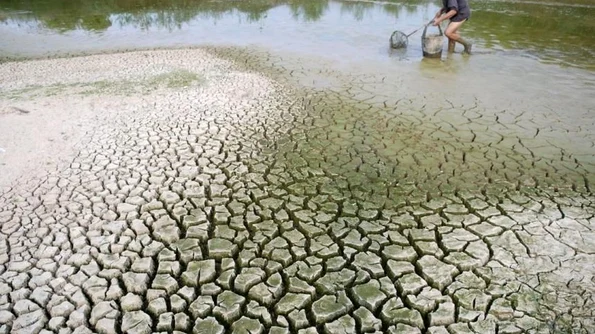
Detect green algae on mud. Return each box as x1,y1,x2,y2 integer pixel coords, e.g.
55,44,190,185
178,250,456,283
0,68,204,99
204,46,594,200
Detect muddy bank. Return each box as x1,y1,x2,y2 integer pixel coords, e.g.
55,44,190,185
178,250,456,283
0,49,594,334
208,46,595,194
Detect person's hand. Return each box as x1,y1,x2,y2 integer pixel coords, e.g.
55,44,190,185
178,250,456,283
432,18,441,26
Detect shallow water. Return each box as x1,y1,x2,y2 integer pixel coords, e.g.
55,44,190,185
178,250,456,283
1,0,594,69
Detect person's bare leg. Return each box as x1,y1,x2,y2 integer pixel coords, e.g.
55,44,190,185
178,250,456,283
445,20,472,54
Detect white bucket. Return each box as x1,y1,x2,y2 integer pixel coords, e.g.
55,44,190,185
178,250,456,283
422,24,444,58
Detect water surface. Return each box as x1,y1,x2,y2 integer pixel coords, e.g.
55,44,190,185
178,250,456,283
1,0,594,70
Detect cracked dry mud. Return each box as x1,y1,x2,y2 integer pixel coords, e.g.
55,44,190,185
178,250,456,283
0,48,594,334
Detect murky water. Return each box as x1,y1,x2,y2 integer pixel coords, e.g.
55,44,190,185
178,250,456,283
1,0,594,69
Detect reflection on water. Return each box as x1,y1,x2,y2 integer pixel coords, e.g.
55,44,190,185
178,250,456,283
1,0,330,31
1,0,594,69
466,0,595,68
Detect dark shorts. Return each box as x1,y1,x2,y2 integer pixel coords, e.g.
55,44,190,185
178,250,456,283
451,10,470,22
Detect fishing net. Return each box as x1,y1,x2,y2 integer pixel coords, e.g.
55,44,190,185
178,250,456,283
390,22,434,49
390,31,408,49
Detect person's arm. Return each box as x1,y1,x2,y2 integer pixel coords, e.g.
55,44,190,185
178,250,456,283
433,0,458,25
434,8,444,21
433,9,457,25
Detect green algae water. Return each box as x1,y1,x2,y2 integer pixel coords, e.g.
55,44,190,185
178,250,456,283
1,0,594,69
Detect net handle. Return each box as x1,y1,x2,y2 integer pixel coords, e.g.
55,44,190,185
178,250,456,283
406,23,428,37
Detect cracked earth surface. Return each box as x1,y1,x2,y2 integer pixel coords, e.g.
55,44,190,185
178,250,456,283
0,48,594,334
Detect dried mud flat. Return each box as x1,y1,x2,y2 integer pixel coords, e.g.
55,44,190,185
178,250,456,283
0,48,594,334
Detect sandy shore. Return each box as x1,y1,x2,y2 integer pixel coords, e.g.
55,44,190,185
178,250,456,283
0,49,289,193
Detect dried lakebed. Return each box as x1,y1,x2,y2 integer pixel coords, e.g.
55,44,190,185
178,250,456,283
0,49,594,334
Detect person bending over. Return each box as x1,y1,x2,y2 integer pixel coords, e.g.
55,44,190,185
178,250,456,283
433,0,472,54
